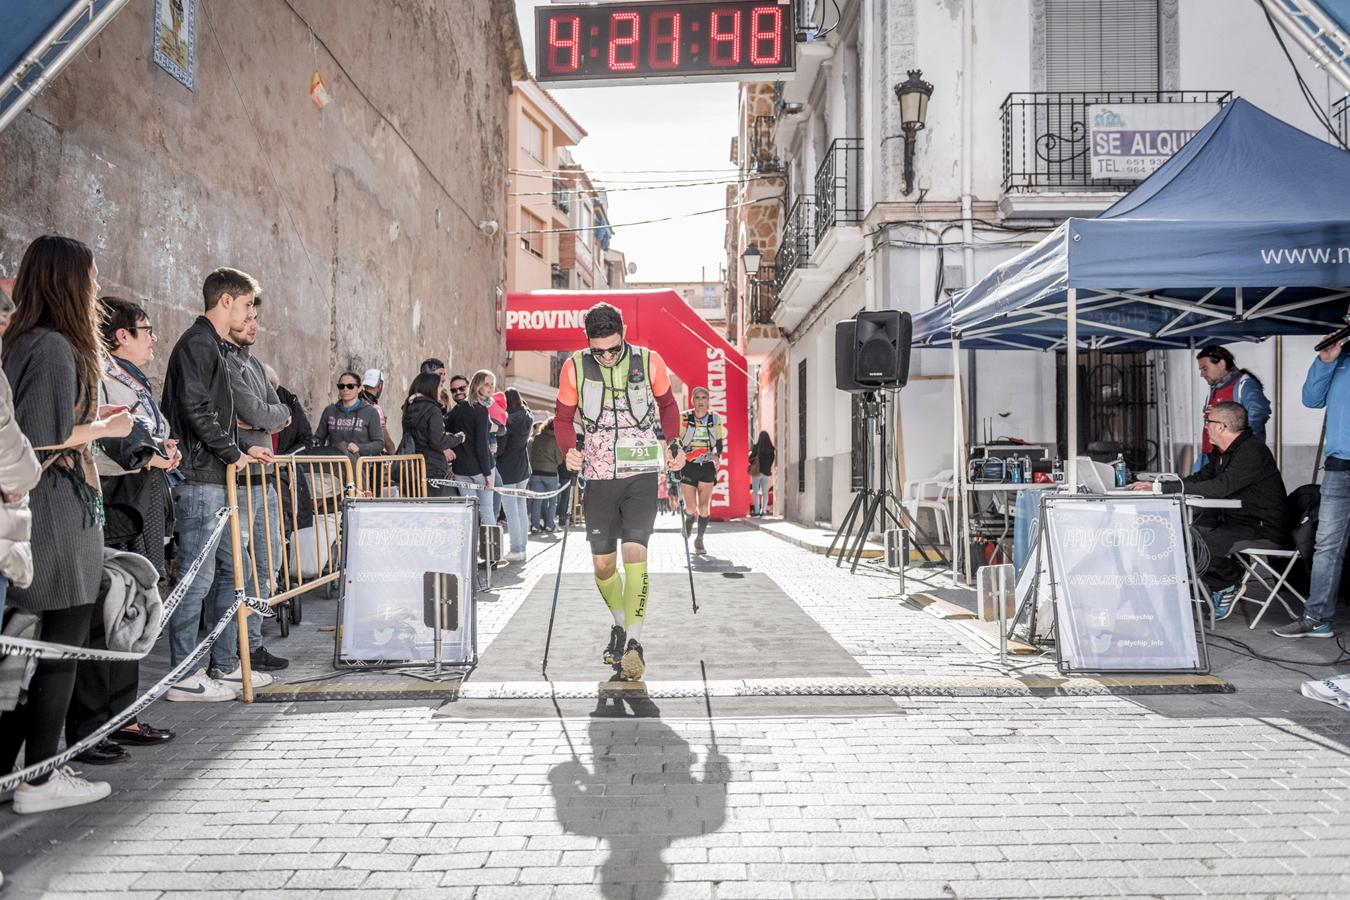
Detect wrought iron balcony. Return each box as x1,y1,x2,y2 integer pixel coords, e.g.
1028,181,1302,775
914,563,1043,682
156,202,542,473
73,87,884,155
749,265,779,325
749,115,781,173
1001,91,1231,193
552,176,570,212
814,138,863,236
776,195,815,293
1336,95,1349,151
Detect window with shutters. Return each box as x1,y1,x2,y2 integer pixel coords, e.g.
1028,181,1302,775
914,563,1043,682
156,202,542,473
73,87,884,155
520,113,546,161
520,209,545,258
1044,0,1160,92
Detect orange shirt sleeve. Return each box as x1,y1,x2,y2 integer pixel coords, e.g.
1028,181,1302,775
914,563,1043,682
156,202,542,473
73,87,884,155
557,355,579,406
648,350,672,397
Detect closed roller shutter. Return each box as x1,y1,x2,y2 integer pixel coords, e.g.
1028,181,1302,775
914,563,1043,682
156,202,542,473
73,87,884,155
1045,0,1160,92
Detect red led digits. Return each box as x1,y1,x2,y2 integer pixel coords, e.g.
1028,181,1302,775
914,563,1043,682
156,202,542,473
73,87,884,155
648,10,681,69
607,11,640,71
709,8,741,66
548,15,581,73
749,6,782,65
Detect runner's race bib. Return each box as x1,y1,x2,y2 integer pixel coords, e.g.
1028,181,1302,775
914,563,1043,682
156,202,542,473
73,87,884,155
615,437,663,475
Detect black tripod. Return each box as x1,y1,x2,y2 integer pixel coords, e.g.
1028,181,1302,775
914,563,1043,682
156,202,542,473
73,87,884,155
827,392,948,574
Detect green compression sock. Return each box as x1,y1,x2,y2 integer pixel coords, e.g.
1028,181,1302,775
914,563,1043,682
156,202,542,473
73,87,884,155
622,561,649,642
596,571,625,627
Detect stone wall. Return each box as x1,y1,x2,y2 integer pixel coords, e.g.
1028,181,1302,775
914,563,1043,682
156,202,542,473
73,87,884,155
0,0,520,435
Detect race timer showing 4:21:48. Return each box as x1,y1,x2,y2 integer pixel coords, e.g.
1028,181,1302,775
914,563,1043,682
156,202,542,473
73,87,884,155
536,1,797,85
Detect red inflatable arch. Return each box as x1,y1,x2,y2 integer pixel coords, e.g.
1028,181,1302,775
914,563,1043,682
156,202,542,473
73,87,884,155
505,290,749,521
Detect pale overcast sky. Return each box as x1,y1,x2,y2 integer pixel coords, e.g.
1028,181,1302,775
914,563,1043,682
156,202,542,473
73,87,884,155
512,1,739,284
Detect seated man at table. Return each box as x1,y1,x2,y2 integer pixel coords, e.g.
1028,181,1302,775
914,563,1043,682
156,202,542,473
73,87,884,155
1129,401,1288,618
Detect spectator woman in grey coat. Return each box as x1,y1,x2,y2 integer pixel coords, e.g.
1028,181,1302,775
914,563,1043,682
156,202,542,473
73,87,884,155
0,235,134,814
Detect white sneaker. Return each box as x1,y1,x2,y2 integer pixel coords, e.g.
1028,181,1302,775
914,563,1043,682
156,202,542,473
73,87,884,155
212,664,274,690
504,551,527,563
165,669,238,702
13,766,111,814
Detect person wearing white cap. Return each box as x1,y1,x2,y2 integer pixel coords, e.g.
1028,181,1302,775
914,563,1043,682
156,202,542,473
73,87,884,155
360,368,396,455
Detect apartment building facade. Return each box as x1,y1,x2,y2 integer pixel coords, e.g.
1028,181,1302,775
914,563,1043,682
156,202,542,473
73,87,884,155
727,0,1346,526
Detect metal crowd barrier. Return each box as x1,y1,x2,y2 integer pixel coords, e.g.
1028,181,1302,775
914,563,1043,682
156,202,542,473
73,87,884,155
357,453,428,498
228,454,357,702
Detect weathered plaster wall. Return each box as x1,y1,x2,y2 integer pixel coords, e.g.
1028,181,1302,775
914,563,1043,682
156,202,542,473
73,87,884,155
0,0,515,432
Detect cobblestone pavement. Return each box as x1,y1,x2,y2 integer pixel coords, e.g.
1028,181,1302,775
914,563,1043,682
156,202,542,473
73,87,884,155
3,519,1350,899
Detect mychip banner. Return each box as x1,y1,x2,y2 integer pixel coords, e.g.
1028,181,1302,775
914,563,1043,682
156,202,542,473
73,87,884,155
1044,496,1204,673
337,498,477,667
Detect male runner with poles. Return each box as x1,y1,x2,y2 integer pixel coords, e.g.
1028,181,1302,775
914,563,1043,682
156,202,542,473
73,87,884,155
554,303,685,681
678,386,726,555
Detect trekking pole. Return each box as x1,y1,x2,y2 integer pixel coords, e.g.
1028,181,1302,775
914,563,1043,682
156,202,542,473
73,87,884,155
542,476,583,678
677,487,699,614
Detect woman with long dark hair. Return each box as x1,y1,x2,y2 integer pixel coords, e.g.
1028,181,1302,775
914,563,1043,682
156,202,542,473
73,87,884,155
0,235,134,814
402,371,463,497
749,431,775,517
496,388,533,561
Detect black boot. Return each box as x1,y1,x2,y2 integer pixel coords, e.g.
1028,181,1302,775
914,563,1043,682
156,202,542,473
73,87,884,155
603,625,627,666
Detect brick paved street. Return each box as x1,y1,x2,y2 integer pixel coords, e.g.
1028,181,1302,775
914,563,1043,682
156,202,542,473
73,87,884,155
4,521,1350,899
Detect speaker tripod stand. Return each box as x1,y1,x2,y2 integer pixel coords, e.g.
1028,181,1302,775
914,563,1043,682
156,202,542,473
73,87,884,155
827,392,948,574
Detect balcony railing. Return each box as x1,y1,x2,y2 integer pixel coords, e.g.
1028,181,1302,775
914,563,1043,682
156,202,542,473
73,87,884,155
814,138,863,236
750,265,779,325
750,115,781,173
1001,91,1232,193
1336,95,1349,151
776,196,815,293
552,176,570,212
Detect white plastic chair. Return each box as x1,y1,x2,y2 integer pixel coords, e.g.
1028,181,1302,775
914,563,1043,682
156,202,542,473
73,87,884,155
903,469,954,545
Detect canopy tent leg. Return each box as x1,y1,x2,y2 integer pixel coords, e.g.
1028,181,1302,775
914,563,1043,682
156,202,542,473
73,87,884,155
1067,288,1079,490
952,340,963,583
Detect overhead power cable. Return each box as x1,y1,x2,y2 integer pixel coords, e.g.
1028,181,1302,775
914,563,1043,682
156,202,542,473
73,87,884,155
509,173,778,197
511,196,778,235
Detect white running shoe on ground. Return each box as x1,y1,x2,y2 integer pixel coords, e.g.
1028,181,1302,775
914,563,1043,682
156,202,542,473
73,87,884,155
13,766,111,814
504,551,527,563
212,665,274,690
164,669,238,702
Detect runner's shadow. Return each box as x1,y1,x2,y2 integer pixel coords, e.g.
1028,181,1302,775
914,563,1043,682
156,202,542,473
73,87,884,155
548,704,730,899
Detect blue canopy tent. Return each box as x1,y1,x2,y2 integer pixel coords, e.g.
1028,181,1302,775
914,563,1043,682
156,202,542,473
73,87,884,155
912,97,1350,578
0,0,130,134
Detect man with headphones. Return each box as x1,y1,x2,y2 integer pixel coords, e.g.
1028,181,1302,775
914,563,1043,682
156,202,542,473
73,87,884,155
554,303,685,681
1196,345,1271,471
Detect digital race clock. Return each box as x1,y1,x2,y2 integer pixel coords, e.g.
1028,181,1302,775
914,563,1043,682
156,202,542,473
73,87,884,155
535,1,796,86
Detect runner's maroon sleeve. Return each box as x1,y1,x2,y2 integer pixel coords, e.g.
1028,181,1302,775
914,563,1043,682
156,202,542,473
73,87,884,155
656,389,680,444
554,400,577,454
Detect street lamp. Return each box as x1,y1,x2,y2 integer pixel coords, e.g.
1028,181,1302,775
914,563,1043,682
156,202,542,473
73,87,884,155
893,69,934,196
741,243,762,276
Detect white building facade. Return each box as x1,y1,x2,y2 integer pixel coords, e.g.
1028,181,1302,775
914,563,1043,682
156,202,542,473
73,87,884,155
729,0,1348,527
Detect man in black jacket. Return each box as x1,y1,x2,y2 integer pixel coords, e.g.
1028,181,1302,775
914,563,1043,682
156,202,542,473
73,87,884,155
1131,401,1287,618
161,268,273,702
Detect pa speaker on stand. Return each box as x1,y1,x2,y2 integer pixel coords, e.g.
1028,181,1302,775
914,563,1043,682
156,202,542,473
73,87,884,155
827,310,946,571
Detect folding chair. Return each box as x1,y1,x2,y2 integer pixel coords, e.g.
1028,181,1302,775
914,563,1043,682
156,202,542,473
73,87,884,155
1230,540,1305,629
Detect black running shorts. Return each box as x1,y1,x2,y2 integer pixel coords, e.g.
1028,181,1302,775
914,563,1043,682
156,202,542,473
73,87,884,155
679,460,717,486
582,472,659,554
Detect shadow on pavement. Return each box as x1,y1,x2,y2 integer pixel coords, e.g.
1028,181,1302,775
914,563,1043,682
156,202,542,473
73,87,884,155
548,702,730,900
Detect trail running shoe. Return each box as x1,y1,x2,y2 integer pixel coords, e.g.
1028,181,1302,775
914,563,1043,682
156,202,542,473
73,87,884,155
1273,619,1334,639
1210,586,1238,620
603,625,627,666
620,639,645,681
694,536,706,554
